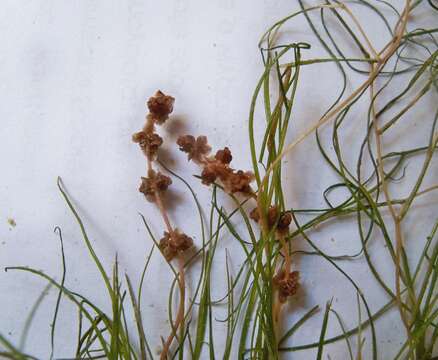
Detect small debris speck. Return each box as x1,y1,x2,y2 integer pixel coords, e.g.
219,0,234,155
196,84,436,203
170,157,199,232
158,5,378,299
7,218,16,227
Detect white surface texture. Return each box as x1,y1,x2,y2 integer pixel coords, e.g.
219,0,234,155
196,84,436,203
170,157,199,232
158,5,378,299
0,1,437,359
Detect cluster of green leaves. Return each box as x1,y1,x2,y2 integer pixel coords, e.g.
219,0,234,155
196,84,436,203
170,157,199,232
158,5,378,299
1,0,437,359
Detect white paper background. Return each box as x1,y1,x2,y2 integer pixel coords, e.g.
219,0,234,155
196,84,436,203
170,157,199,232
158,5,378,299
0,1,437,359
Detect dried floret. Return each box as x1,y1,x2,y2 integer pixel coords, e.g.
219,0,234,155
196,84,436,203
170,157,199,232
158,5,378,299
215,147,232,164
159,230,194,261
132,131,163,159
277,212,292,235
225,170,254,194
250,206,291,234
273,270,300,303
177,135,211,163
147,90,175,124
249,207,260,223
249,206,278,228
177,134,195,153
132,131,148,144
139,170,172,202
201,167,217,186
155,172,172,191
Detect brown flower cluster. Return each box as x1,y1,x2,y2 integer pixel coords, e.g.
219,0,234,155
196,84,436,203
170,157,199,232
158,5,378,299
177,135,211,164
273,270,300,303
250,205,292,235
132,131,163,159
147,90,175,124
177,135,254,195
159,229,194,261
132,90,174,160
139,169,172,202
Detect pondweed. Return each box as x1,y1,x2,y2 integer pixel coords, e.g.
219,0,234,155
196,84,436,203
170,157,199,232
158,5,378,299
2,0,438,359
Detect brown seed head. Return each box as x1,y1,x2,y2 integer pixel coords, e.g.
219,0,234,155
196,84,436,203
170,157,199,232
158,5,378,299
132,131,148,144
267,206,279,227
277,212,292,234
177,135,211,163
133,131,163,159
139,171,172,202
225,170,254,194
215,147,232,164
273,270,300,303
249,206,278,228
159,230,194,261
147,90,175,124
201,167,217,185
249,207,260,223
177,135,195,153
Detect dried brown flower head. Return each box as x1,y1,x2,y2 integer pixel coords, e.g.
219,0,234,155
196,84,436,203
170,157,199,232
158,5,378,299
277,212,292,235
201,167,217,186
225,170,254,194
250,206,292,235
147,90,175,124
132,131,163,159
177,135,211,163
215,147,232,164
176,135,195,153
159,229,194,261
132,131,148,144
249,207,260,222
139,170,172,202
250,206,278,228
273,270,300,303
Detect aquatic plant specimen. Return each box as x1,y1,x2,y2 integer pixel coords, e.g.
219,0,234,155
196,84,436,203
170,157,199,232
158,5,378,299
1,0,437,359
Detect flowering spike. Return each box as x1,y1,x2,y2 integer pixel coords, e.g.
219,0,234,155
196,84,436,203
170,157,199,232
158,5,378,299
147,90,175,124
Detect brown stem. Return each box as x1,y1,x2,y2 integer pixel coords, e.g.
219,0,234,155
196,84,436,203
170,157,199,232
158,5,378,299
273,233,292,347
155,192,173,234
278,233,291,275
147,156,173,234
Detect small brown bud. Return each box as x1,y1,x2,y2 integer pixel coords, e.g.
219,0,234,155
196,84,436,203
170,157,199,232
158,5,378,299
267,206,279,227
147,90,175,124
133,131,163,159
159,230,194,261
159,232,176,261
156,172,172,191
139,176,154,202
249,206,278,228
213,162,233,181
226,170,254,194
277,212,292,234
177,135,211,163
139,171,172,202
249,207,260,223
201,167,217,185
177,135,195,153
273,270,300,303
132,131,148,144
215,147,232,164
